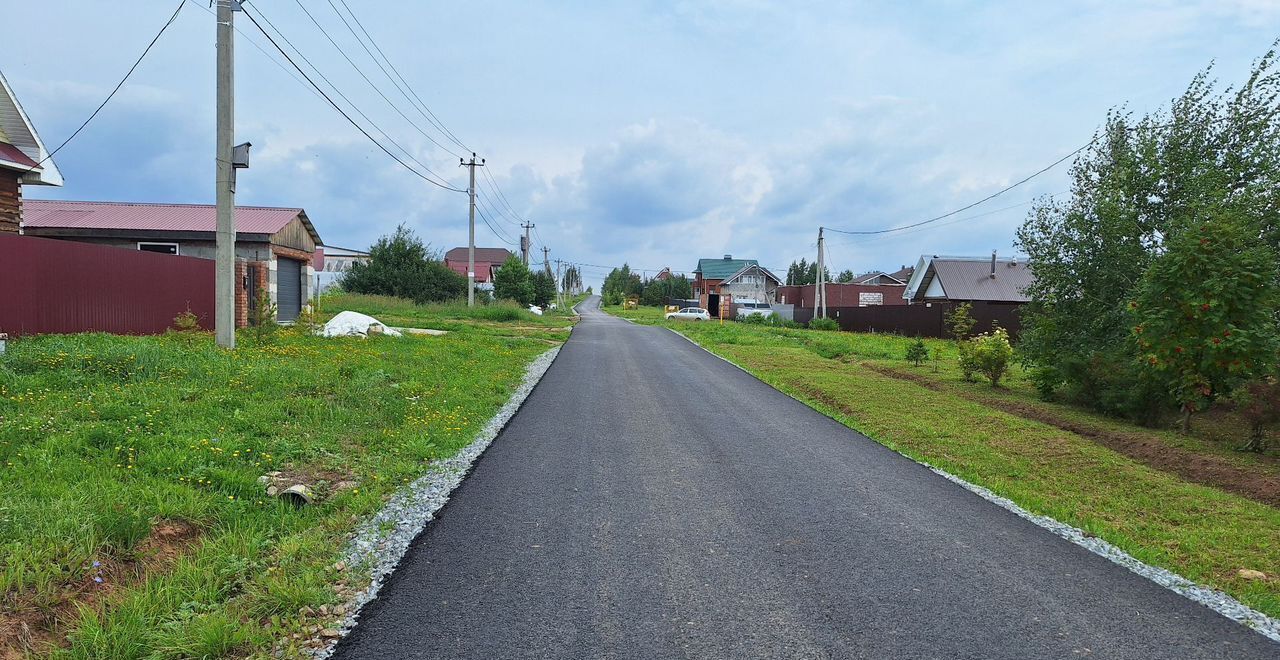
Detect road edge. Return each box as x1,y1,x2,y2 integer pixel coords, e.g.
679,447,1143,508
311,345,563,658
666,328,1280,645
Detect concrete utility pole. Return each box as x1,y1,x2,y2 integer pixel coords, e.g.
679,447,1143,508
214,0,238,348
816,226,827,319
542,245,551,274
521,221,535,266
461,153,484,306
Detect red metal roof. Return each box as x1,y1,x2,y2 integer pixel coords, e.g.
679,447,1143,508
0,142,39,170
22,200,314,238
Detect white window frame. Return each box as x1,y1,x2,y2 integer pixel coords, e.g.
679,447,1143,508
137,242,179,255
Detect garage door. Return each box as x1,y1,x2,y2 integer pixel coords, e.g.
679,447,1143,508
277,258,302,322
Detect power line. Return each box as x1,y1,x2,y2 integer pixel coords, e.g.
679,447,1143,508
475,204,517,246
240,4,466,192
183,0,323,104
284,0,464,159
21,0,186,175
335,0,471,153
481,166,527,223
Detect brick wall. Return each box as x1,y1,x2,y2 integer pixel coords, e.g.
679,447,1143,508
0,172,20,234
235,260,270,328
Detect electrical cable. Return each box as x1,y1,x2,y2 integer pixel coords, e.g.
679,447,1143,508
335,0,471,153
241,4,467,192
20,0,186,175
286,0,464,159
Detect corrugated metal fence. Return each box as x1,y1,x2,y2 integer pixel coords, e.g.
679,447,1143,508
793,301,1023,338
0,233,214,336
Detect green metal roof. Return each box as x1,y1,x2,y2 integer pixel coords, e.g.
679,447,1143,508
695,257,759,280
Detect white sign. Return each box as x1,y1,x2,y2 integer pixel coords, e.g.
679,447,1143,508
859,292,883,306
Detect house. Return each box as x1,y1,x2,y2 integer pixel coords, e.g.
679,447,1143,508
692,255,783,315
0,71,62,233
313,245,370,293
853,271,908,286
22,200,322,324
902,253,1033,305
444,247,513,291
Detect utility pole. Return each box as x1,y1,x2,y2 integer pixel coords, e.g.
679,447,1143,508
542,245,551,275
816,226,827,319
214,0,238,348
521,221,535,266
461,153,484,306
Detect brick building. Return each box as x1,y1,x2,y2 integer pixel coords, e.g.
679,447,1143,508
692,255,782,316
22,200,322,325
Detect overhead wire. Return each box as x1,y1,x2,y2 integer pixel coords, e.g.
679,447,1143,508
20,0,186,175
183,0,325,104
284,0,464,159
240,3,467,193
334,0,471,153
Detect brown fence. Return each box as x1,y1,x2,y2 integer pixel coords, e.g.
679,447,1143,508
793,300,1022,338
0,233,215,337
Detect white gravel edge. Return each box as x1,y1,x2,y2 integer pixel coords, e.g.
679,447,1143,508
310,346,562,658
667,328,1280,644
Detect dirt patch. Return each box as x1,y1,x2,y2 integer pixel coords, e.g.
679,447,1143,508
863,362,1280,508
0,519,202,657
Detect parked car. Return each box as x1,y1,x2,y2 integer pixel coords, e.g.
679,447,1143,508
665,307,710,321
735,301,775,319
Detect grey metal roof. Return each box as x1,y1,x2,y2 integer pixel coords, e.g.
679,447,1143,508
923,258,1033,302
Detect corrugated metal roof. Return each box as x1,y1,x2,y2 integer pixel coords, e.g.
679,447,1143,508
928,258,1033,302
22,200,315,239
0,142,39,170
695,257,759,280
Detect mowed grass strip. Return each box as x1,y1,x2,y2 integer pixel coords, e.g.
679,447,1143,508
636,317,1280,620
0,323,554,658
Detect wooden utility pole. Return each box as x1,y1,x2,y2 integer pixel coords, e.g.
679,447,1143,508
816,226,827,319
214,0,238,348
461,153,484,306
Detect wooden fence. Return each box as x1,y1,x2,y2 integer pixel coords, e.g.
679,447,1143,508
0,233,215,337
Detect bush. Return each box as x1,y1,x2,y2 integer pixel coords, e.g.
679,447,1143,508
739,314,767,325
968,328,1014,387
946,303,976,341
905,337,928,367
250,289,278,343
1231,377,1280,452
808,317,839,331
340,225,465,304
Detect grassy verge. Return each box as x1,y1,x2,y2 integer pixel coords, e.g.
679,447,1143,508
605,307,1280,619
322,293,582,344
0,295,570,658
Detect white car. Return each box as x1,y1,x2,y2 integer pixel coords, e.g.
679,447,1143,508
735,301,775,319
665,307,710,321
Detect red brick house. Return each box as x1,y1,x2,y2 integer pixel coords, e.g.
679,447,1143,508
0,72,63,233
444,247,513,291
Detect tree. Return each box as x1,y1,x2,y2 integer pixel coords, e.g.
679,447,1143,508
1016,46,1280,424
341,225,465,303
602,264,642,305
640,274,693,306
1131,215,1279,433
561,265,583,295
532,270,557,308
905,338,928,367
784,258,831,286
837,269,856,283
493,254,534,306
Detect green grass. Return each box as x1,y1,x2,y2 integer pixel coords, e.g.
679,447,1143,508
607,308,1280,619
0,301,568,658
323,293,583,343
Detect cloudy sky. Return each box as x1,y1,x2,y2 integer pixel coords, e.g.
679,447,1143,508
6,1,1280,286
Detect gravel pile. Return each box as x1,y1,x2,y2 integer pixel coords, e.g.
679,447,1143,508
310,346,561,658
671,329,1280,645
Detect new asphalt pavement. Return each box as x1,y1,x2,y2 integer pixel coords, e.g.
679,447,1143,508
333,296,1278,659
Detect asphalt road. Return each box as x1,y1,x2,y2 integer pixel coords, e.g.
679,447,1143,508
334,296,1277,659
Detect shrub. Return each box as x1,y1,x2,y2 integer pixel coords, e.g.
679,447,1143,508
250,289,278,343
969,328,1014,387
293,303,323,336
945,302,976,341
809,317,839,332
905,337,928,367
340,225,465,303
1231,377,1280,452
739,314,767,325
172,307,201,333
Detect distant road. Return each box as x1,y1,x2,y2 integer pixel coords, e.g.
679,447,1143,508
334,296,1277,659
